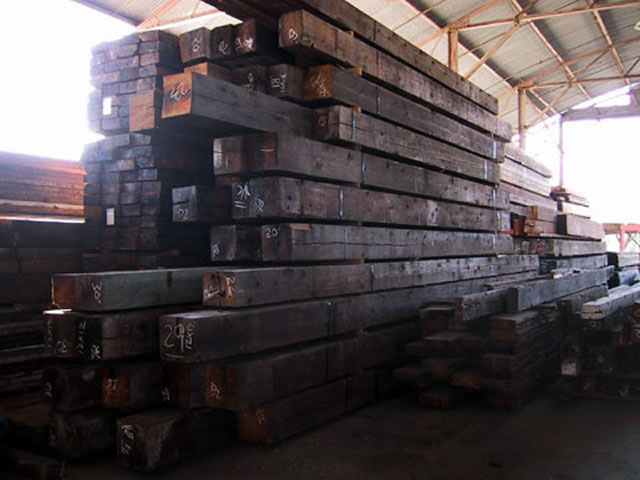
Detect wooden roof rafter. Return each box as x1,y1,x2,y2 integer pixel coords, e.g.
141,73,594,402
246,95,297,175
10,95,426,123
584,0,631,88
455,1,640,31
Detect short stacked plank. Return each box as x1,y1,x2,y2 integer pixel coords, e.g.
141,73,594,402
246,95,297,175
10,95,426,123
84,32,215,271
0,151,84,221
606,251,640,287
394,264,610,409
555,283,640,402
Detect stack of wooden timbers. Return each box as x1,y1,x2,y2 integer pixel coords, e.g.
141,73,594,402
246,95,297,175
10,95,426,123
394,240,610,410
0,151,84,221
606,251,640,288
0,220,83,409
555,283,640,402
85,30,215,271
24,0,557,472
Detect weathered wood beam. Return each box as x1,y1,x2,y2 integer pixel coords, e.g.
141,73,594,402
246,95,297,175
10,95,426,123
448,29,459,73
415,0,505,47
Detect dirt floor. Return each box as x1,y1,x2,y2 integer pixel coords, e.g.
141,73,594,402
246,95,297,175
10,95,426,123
10,392,640,480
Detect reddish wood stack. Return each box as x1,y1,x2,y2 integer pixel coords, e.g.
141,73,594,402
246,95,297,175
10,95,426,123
0,151,84,221
555,287,640,402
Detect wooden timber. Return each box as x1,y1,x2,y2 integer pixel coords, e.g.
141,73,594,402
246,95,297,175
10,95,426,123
116,408,233,471
204,322,415,411
202,255,538,307
51,268,215,311
304,65,499,158
42,364,102,412
160,273,540,363
179,27,213,65
229,177,509,231
266,64,305,100
278,11,508,138
500,182,557,210
45,306,193,361
161,72,313,137
581,283,640,320
236,377,347,445
500,159,551,197
539,254,607,274
556,285,609,317
50,409,117,458
504,144,552,178
315,106,500,184
514,237,606,257
507,269,608,313
209,223,514,262
103,361,166,411
202,0,499,114
557,214,605,240
172,185,231,223
213,132,508,208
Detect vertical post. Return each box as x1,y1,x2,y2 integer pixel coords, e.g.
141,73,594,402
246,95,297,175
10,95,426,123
448,30,459,73
518,87,526,149
558,114,565,187
620,225,626,252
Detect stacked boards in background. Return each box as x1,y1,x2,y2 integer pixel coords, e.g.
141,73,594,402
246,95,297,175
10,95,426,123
555,286,640,402
85,32,212,271
606,251,640,288
395,266,610,410
0,220,83,404
0,151,84,221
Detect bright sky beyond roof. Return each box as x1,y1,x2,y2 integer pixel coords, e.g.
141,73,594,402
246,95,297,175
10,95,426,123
0,1,638,225
0,0,133,161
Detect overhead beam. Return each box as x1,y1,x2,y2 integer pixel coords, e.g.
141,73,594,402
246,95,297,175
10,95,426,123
563,103,640,121
448,29,459,72
508,0,591,101
136,10,229,31
136,0,184,30
531,75,640,88
394,0,517,111
465,23,518,80
415,0,505,47
530,86,570,125
518,87,527,148
524,36,640,86
585,0,630,88
457,1,640,31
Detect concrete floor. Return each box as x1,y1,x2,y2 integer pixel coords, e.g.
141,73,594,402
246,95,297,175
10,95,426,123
11,392,640,480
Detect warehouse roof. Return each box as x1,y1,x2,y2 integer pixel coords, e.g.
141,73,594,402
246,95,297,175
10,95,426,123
74,0,640,132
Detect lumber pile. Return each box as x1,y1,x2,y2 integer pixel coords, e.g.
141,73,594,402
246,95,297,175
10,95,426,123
40,269,232,466
85,31,214,271
0,151,84,221
501,145,556,235
606,251,640,288
551,186,591,218
31,2,569,468
555,286,640,402
394,266,610,410
0,220,83,403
